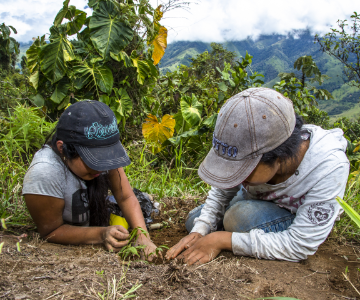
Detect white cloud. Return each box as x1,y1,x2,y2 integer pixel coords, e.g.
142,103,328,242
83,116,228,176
154,0,359,43
0,0,92,43
0,0,358,43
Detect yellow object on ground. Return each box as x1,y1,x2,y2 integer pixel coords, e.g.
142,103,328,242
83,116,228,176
109,213,129,229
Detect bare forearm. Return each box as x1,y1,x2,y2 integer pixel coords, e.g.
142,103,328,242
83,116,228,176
119,196,148,232
44,224,106,245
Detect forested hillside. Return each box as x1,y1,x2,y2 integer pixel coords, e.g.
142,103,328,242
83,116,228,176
160,30,360,118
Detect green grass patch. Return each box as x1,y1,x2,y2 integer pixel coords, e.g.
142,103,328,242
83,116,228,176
333,181,360,240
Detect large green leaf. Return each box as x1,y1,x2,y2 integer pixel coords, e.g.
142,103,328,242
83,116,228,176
180,94,203,127
26,43,40,73
54,0,70,26
114,88,133,116
131,51,152,84
31,94,45,107
110,51,132,67
203,113,218,128
66,9,87,35
39,36,74,84
29,70,40,90
89,1,133,59
73,63,113,96
50,77,70,103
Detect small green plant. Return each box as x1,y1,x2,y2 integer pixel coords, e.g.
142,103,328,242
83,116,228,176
149,245,169,258
96,270,105,278
118,227,148,260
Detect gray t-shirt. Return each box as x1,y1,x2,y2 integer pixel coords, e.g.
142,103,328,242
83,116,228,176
22,145,90,226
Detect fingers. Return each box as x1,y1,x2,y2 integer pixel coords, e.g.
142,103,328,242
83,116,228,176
114,225,129,234
185,237,198,249
111,227,129,241
166,235,197,259
188,253,210,266
105,236,129,250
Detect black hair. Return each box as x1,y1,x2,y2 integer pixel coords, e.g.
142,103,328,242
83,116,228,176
49,134,110,227
260,115,305,166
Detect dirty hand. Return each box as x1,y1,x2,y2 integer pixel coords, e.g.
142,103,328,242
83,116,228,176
179,231,232,265
165,232,203,260
135,233,158,261
102,225,130,252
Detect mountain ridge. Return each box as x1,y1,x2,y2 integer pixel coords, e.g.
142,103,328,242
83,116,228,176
159,31,360,118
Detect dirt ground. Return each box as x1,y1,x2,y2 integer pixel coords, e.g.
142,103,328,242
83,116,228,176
1,197,360,300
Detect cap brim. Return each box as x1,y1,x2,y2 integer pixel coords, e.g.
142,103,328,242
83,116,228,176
74,141,131,172
198,148,262,189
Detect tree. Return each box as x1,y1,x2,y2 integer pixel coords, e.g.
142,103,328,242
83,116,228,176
274,55,332,116
0,23,19,69
315,12,360,89
26,0,168,127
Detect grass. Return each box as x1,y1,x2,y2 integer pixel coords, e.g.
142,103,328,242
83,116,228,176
333,181,360,240
0,153,32,227
124,140,208,199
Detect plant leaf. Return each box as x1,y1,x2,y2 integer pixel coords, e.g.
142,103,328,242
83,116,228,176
180,94,203,127
152,26,167,65
89,1,133,59
73,63,114,96
66,10,87,35
110,51,132,67
29,70,40,90
32,94,45,107
131,52,151,84
114,88,132,117
50,77,70,103
26,42,41,73
39,36,75,84
203,113,218,128
336,196,360,228
142,114,175,145
99,94,111,105
54,0,70,26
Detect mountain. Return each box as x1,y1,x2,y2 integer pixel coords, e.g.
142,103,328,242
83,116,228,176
159,31,360,119
17,33,360,119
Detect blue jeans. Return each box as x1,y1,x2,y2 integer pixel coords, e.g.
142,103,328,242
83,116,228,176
185,193,295,233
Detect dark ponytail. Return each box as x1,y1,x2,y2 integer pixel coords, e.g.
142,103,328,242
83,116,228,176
49,134,110,226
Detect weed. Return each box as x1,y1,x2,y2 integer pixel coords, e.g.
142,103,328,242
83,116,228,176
96,270,105,278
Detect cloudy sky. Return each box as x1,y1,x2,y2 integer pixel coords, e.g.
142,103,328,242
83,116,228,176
0,0,358,44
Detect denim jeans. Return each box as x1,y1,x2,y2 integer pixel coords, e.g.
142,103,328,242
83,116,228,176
185,192,295,234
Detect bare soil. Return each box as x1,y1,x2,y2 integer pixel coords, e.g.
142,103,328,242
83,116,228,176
1,197,360,300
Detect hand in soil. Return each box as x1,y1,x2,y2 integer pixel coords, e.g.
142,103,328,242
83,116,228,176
135,233,158,261
165,232,203,260
102,225,129,252
178,232,232,265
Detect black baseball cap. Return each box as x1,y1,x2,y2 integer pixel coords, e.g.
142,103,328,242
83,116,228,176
56,100,131,171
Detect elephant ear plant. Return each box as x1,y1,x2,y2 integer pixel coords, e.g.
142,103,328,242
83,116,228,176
26,0,168,128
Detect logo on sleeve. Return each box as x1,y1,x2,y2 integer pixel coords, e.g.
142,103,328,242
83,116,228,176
307,202,335,226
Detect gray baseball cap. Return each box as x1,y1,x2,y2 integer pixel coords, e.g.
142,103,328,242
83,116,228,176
198,87,296,189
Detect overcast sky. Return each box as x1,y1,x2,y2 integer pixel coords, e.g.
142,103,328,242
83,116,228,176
0,0,358,44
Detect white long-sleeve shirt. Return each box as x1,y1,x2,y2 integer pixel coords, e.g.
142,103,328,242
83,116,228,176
191,125,349,261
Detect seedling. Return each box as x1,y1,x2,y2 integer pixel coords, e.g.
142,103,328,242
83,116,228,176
148,245,169,258
96,270,105,278
118,227,148,260
118,227,169,262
